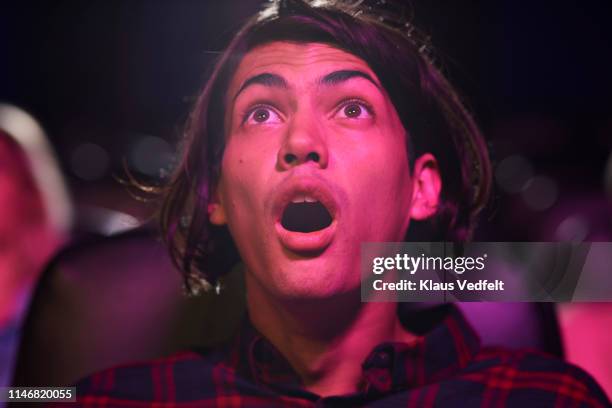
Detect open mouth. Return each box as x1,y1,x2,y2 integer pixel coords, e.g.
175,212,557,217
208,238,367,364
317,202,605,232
281,199,333,233
273,182,338,253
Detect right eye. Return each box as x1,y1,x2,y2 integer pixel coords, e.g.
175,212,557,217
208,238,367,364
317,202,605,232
243,105,283,125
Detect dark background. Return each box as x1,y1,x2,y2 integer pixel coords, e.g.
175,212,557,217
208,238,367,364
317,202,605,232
1,0,611,240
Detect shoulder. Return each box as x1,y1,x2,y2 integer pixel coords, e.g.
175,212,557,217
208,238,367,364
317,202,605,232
459,347,611,407
73,348,230,404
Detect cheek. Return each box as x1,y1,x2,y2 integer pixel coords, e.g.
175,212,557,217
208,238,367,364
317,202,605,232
373,123,413,200
344,135,411,196
219,139,274,219
334,133,413,238
363,152,412,219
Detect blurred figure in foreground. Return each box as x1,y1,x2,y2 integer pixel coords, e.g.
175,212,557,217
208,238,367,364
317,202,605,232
546,194,612,400
0,131,59,330
0,105,72,393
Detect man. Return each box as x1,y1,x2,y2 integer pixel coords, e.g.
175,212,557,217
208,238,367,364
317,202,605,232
66,0,610,406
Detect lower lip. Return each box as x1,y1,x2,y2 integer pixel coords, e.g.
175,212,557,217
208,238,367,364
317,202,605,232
275,220,337,253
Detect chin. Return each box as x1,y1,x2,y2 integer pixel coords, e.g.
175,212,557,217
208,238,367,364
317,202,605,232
265,259,360,301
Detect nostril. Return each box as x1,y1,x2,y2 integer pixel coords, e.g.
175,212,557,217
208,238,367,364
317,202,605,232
284,153,297,164
307,152,320,162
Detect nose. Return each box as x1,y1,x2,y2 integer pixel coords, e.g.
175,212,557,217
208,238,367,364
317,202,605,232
277,114,329,170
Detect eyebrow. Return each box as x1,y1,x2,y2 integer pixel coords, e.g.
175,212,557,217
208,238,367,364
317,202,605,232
319,70,381,89
232,69,380,101
233,73,288,101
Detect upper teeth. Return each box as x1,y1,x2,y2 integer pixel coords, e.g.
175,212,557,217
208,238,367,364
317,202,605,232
291,195,317,203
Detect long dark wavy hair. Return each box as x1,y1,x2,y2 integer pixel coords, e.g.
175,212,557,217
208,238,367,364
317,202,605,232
158,0,492,294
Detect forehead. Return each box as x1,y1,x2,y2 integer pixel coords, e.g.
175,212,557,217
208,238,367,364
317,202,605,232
228,42,381,95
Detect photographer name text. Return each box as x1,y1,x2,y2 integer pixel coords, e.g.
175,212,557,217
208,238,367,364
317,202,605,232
370,253,505,293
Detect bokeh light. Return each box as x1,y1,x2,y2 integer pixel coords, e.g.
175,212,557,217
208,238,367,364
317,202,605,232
555,214,589,242
521,176,559,211
495,155,534,194
129,135,173,177
70,142,110,181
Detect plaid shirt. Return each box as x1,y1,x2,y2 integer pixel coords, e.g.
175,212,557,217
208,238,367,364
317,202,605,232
52,305,610,407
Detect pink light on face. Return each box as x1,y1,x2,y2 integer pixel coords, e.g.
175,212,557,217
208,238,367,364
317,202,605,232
208,42,440,302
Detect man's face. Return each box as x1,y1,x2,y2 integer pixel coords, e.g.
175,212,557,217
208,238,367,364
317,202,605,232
211,42,437,300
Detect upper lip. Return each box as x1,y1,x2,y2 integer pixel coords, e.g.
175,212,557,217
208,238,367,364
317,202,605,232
271,176,339,227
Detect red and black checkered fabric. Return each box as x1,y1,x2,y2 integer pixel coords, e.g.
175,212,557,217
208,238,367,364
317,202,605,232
49,306,610,407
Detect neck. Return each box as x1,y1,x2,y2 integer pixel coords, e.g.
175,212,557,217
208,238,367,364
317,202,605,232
246,276,416,397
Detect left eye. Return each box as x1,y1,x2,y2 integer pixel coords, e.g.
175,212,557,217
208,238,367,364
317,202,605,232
244,106,282,125
335,100,373,120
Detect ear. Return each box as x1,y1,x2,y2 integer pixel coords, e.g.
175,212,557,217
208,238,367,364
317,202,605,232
207,182,228,226
409,153,442,221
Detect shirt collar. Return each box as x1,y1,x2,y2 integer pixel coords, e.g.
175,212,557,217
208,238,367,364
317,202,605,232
228,304,480,395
